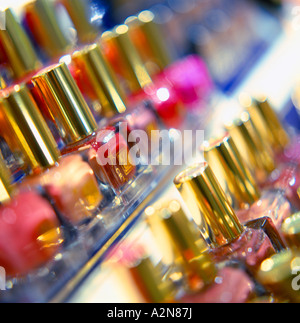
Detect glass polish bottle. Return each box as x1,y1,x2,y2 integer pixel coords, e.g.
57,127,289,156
30,62,140,200
100,25,186,129
158,200,263,303
0,154,63,278
69,43,161,163
174,162,278,276
204,135,289,249
69,43,160,133
0,8,41,83
0,84,102,226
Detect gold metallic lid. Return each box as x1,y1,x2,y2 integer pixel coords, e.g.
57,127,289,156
23,0,72,59
257,250,300,303
72,44,127,117
282,212,300,249
125,11,172,72
60,0,99,44
0,8,41,79
130,257,175,303
225,111,276,182
0,85,59,171
160,200,216,285
0,155,13,204
32,62,98,145
241,94,290,152
174,162,244,249
101,25,153,93
204,135,261,208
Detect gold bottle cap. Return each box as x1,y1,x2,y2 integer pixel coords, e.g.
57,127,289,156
101,25,153,93
23,0,72,59
204,135,261,208
125,10,172,72
241,94,290,152
0,85,59,171
225,111,276,181
72,44,127,117
32,62,98,146
130,256,175,303
0,8,41,79
160,200,217,285
174,162,244,249
0,155,13,204
59,0,99,44
282,212,300,249
257,250,300,303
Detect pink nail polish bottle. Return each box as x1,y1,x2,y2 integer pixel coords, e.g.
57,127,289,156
0,155,62,277
174,162,278,275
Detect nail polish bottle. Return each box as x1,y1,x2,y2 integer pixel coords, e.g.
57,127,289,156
0,155,63,278
128,256,177,303
203,135,289,248
22,0,74,61
159,200,266,303
68,43,161,164
257,250,300,303
69,43,160,137
174,162,278,275
225,111,276,185
0,8,41,83
243,95,290,156
236,98,300,210
30,62,139,199
0,84,103,225
101,26,186,129
124,11,214,112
